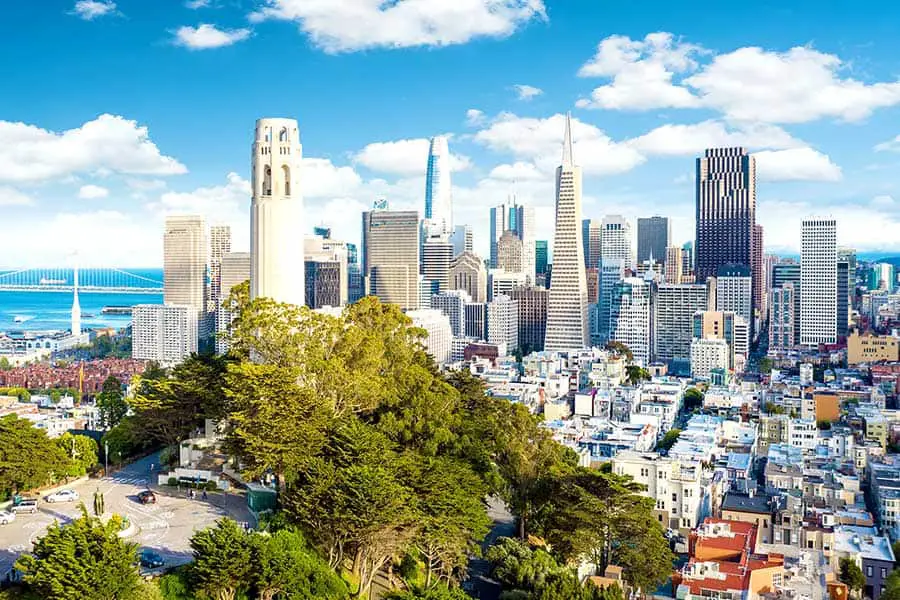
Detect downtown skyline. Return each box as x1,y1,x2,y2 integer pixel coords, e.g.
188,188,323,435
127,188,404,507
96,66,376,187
3,2,900,267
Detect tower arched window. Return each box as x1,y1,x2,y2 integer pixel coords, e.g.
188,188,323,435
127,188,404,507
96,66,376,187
263,166,272,196
279,127,288,143
282,165,291,196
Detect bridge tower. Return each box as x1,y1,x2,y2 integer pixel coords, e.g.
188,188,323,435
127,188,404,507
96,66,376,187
71,261,81,336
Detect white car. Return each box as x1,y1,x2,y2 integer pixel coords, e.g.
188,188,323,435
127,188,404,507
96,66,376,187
0,510,15,525
44,489,80,503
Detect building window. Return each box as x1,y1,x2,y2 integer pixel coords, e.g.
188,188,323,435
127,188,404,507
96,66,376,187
881,568,887,578
866,566,873,577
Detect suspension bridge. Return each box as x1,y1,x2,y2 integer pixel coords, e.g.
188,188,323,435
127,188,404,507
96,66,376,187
0,268,164,294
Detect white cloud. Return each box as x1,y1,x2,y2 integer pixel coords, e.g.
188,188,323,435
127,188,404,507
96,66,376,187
353,138,471,176
754,147,842,182
72,0,117,20
577,32,702,110
173,24,251,49
185,0,210,7
77,184,109,199
249,0,547,53
578,33,900,123
875,135,900,152
627,120,802,156
513,84,543,100
489,161,543,181
465,109,486,127
473,112,645,176
871,195,896,208
125,178,167,192
303,158,364,198
0,187,34,207
0,114,186,184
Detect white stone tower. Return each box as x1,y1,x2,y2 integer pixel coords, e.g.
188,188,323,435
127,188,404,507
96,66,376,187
544,114,589,351
251,118,305,306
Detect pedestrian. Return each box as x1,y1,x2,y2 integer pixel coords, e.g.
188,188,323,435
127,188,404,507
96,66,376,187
188,489,194,500
201,489,208,501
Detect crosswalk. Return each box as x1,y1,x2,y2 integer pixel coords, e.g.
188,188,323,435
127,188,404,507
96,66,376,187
104,474,149,487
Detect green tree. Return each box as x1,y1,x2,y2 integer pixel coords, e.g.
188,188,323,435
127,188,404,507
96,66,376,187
252,528,349,600
0,357,11,370
894,540,900,569
624,366,651,386
384,584,471,600
839,557,866,598
57,432,99,476
683,388,703,410
656,429,681,452
604,342,633,362
759,357,773,374
189,518,254,600
96,376,128,430
0,415,71,499
880,570,900,600
15,509,143,600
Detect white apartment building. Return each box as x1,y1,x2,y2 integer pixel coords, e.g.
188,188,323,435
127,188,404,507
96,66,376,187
408,309,452,365
690,337,730,379
801,218,837,347
637,380,685,434
487,295,519,351
788,418,820,454
609,277,653,366
612,451,707,531
132,304,199,366
431,289,471,337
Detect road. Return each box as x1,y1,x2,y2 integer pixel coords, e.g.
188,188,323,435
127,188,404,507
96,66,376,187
0,453,254,581
464,497,517,600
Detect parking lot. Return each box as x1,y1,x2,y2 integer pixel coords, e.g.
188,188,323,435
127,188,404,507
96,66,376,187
0,454,255,580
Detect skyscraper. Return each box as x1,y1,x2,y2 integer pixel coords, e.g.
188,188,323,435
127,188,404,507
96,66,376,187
654,283,713,364
609,277,653,366
450,225,473,256
216,251,251,354
209,225,231,323
421,234,454,295
431,289,470,337
637,216,670,264
752,223,765,331
424,136,452,235
837,259,849,338
681,241,694,279
544,114,589,351
490,200,535,281
362,209,420,310
164,215,207,317
769,284,795,353
600,215,633,272
800,218,837,347
250,118,305,306
508,286,548,353
535,241,549,276
449,251,487,303
487,295,519,351
496,231,525,274
715,264,752,333
132,304,198,365
772,262,801,345
695,148,756,283
582,219,602,269
664,246,684,284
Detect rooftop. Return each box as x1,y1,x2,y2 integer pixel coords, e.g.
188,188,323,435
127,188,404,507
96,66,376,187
722,491,774,515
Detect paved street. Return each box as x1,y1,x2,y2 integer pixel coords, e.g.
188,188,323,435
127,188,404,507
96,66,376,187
0,454,254,581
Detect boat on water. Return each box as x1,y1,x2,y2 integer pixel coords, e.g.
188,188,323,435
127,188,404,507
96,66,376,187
13,315,34,323
101,306,132,315
80,313,95,319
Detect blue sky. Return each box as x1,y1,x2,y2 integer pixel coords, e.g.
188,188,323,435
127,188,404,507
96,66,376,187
2,0,900,267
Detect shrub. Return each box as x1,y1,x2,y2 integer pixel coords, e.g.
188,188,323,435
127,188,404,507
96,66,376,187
167,477,178,487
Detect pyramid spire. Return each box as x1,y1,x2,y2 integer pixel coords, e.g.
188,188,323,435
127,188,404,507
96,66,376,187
561,112,574,168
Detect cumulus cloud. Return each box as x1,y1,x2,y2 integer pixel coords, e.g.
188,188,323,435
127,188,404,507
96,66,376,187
473,112,645,176
626,120,802,156
754,148,842,182
875,134,900,152
578,33,900,123
185,0,210,7
513,84,543,100
465,109,486,127
173,24,251,49
353,138,471,176
248,0,547,53
78,184,109,199
0,187,34,207
0,114,186,184
71,0,117,20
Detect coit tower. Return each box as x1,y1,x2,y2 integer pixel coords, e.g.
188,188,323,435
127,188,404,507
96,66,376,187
250,118,305,306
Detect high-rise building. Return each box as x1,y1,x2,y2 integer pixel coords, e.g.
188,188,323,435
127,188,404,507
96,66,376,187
695,148,756,285
132,304,198,365
496,230,525,274
362,209,420,310
465,302,487,340
251,118,305,306
209,225,231,323
769,284,795,353
692,310,748,369
431,289,470,337
490,201,535,282
421,234,454,296
800,218,837,347
487,295,519,351
408,309,452,364
654,283,713,364
508,286,548,353
837,260,849,338
535,240,549,275
681,241,694,279
609,277,653,365
544,114,589,351
215,251,250,354
601,215,633,272
164,215,207,314
450,225,473,256
305,235,348,309
664,246,684,284
449,251,487,303
772,263,801,344
489,269,528,300
752,223,765,328
347,242,364,304
598,260,626,344
637,216,670,265
582,219,602,269
715,264,752,333
869,263,895,292
585,268,599,304
424,136,452,236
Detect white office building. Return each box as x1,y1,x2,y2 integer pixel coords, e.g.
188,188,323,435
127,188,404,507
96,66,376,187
487,294,519,351
408,309,453,365
715,264,752,330
489,269,528,301
431,289,471,337
601,214,634,272
609,277,653,366
133,304,199,365
801,218,837,347
690,337,730,379
215,252,251,354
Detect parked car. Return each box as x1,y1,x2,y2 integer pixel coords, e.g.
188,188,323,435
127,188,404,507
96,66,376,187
0,510,16,524
44,489,79,503
139,549,164,569
137,490,157,504
10,499,38,514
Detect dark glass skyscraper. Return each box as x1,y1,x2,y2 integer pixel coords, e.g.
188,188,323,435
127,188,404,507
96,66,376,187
637,216,670,263
535,240,549,275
